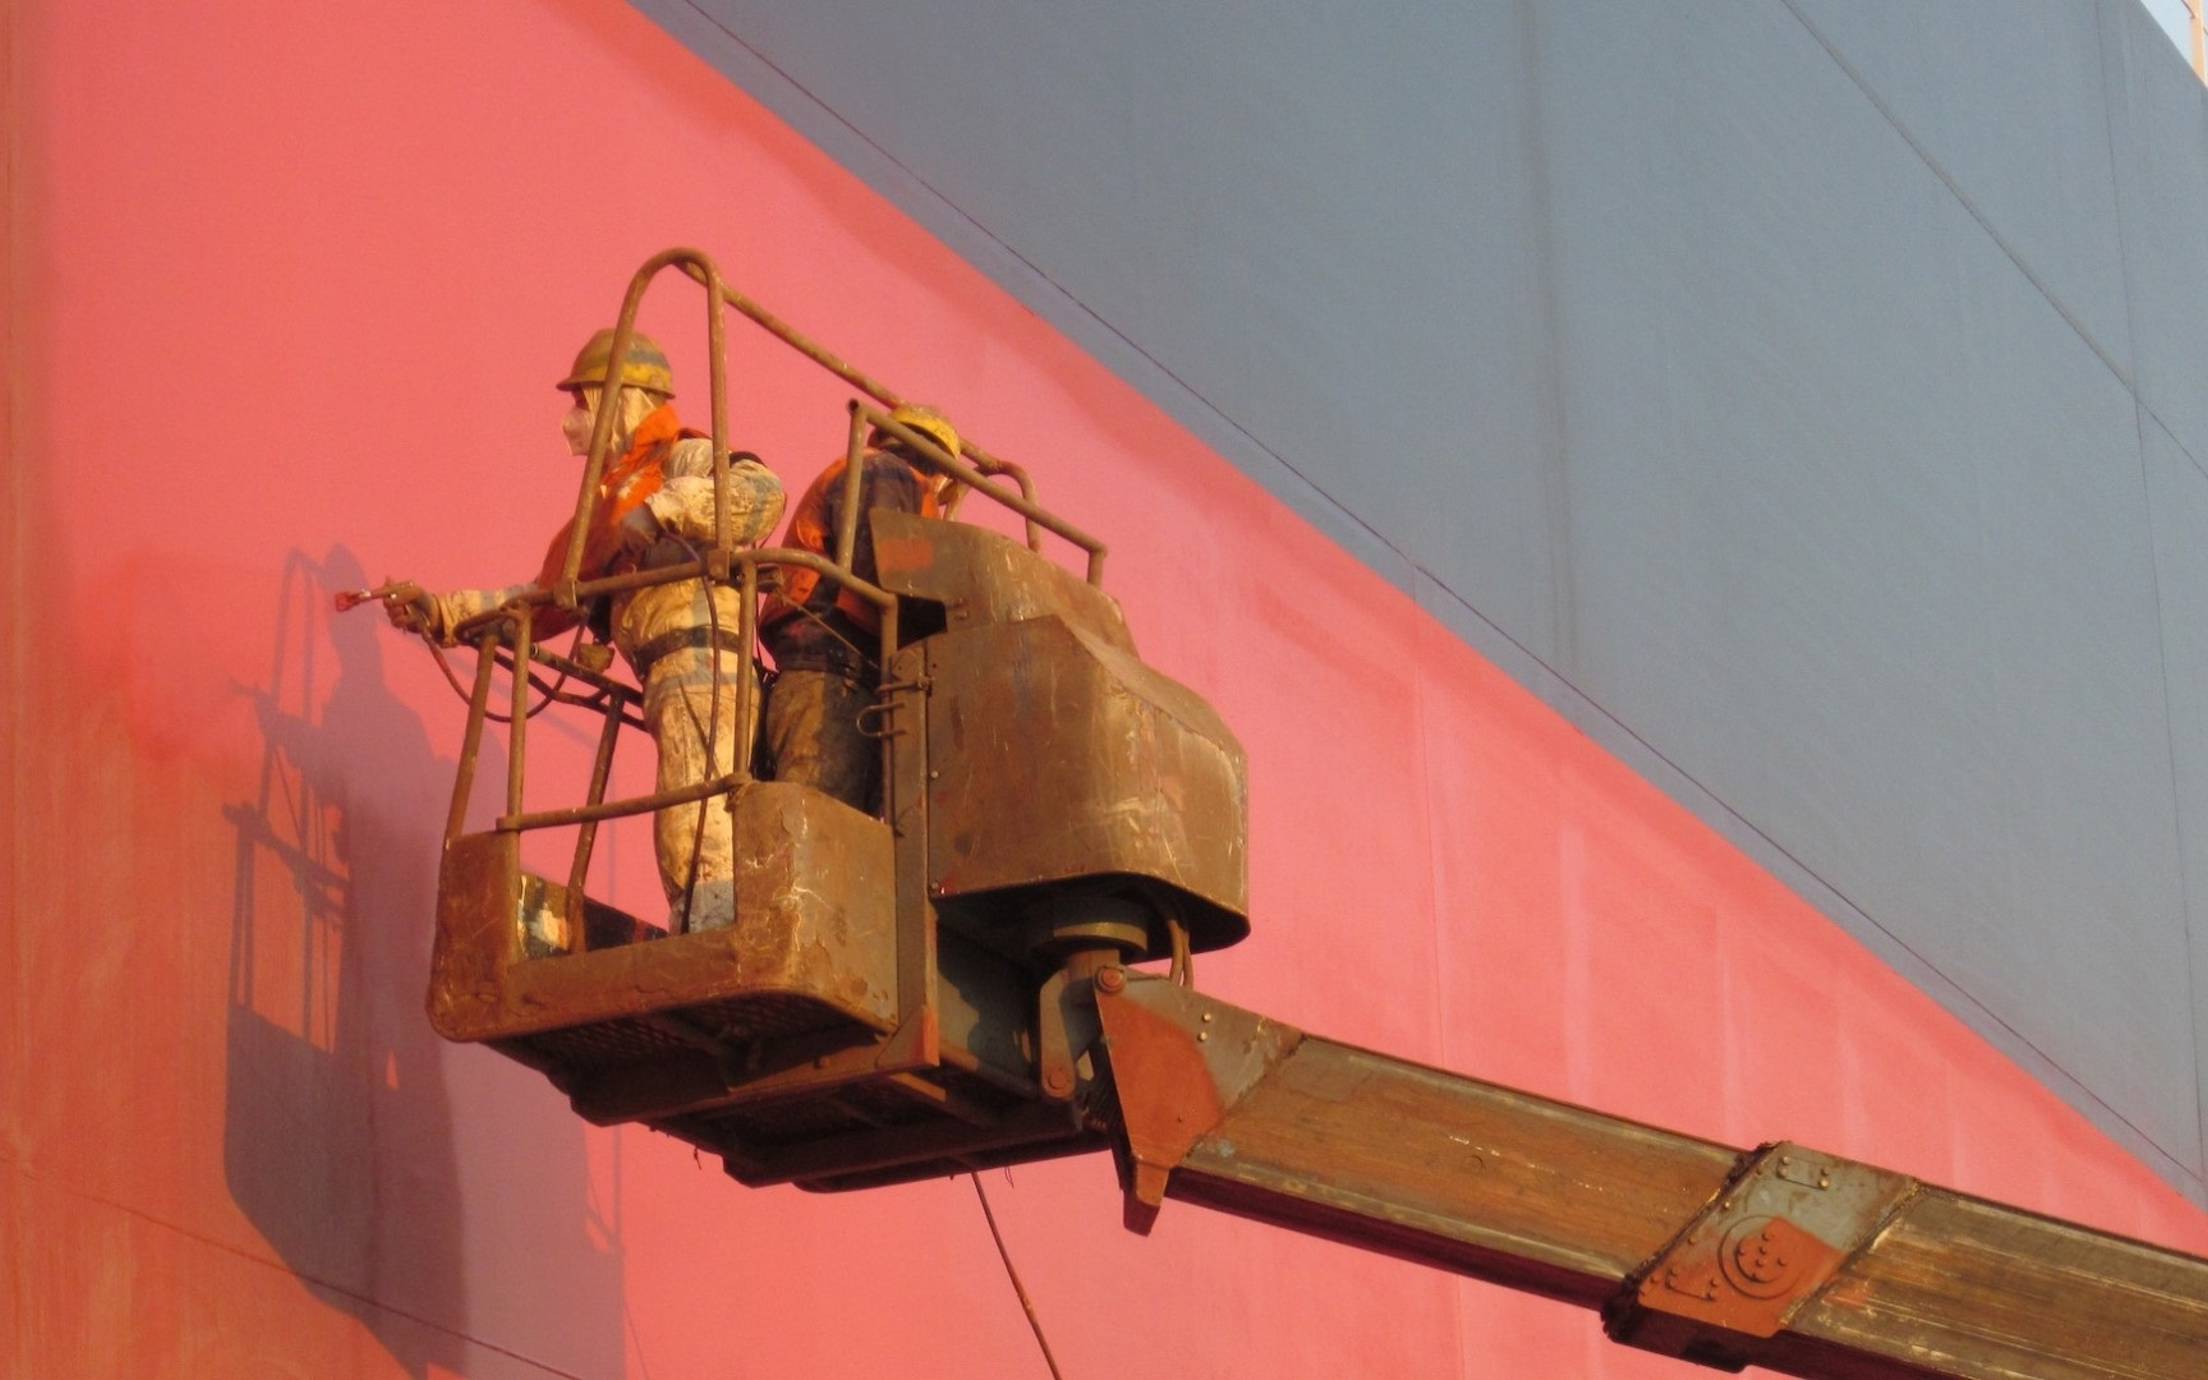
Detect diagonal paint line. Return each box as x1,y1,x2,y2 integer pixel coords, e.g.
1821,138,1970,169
0,1153,592,1380
1776,0,2131,384
1776,0,2208,494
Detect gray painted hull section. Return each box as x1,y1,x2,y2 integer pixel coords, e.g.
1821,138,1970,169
636,0,2208,1202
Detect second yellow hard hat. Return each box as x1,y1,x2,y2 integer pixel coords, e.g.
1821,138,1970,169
883,403,960,462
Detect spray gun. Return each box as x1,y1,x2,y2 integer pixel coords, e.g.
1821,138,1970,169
338,579,616,675
332,579,425,614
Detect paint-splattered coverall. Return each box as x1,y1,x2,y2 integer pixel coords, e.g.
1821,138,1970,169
759,450,939,813
430,405,786,932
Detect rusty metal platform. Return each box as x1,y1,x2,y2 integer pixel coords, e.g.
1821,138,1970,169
428,781,1100,1189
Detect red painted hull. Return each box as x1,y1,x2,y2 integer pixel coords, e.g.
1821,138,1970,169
6,1,2201,1374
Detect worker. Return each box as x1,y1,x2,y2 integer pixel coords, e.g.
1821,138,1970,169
384,329,785,933
760,404,961,812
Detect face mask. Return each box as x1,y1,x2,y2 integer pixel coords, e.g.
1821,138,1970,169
561,394,600,457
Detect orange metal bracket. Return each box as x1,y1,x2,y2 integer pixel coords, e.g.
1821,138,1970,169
1606,1144,1917,1368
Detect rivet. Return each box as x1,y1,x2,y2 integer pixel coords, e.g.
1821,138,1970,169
1779,1155,1792,1167
1198,1031,1210,1042
1201,1012,1214,1023
928,769,939,780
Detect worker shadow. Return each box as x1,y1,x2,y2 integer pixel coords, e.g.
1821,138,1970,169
221,545,623,1377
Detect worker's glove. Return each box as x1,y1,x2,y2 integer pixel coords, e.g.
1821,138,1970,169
379,580,436,636
617,505,663,559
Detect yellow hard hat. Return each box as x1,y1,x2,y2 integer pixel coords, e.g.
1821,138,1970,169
557,328,676,397
881,403,960,462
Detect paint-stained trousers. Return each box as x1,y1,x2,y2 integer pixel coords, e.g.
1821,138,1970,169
765,669,878,813
642,644,756,931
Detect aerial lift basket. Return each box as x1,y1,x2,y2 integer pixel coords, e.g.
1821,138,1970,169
418,248,1248,1192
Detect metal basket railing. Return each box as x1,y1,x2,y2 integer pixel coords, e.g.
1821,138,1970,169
434,247,1109,952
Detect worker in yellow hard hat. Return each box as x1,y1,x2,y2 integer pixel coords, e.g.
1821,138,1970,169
759,403,962,812
383,328,786,932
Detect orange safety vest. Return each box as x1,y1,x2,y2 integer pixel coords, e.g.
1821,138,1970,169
528,405,700,636
764,452,940,635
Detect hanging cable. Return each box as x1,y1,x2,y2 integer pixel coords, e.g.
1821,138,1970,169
971,1174,1065,1380
423,621,593,724
1164,898,1195,989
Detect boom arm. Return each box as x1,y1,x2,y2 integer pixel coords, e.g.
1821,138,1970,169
1092,970,2208,1379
